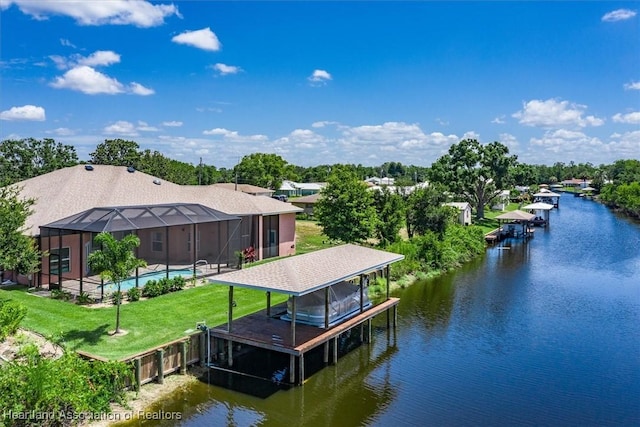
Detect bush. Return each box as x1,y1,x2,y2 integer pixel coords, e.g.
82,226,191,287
50,289,73,301
142,279,162,298
171,276,186,292
126,286,141,302
0,299,27,341
76,291,93,305
111,291,123,305
158,277,172,295
0,351,132,421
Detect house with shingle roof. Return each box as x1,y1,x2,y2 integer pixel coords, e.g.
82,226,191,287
7,165,302,289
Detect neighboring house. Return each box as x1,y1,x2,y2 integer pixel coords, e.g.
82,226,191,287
444,202,472,226
365,177,395,186
211,183,274,197
491,190,511,211
277,180,325,197
6,165,302,288
291,193,321,216
560,178,591,189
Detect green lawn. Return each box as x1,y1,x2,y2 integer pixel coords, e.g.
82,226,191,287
0,284,286,360
1,220,331,360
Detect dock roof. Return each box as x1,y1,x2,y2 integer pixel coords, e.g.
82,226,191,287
210,244,404,296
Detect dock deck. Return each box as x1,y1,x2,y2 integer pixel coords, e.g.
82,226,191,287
209,297,400,356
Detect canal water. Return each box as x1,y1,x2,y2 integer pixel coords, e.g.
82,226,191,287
138,195,640,426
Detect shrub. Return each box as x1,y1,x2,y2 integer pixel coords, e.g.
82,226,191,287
158,277,172,295
0,351,132,420
50,289,73,301
111,291,123,305
0,299,27,341
76,291,93,305
142,279,161,298
126,286,141,302
171,276,186,292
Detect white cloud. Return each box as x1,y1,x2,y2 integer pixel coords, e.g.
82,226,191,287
612,111,640,124
0,104,46,121
50,50,121,70
435,118,449,126
60,38,76,48
163,121,183,127
491,115,506,124
129,82,155,96
46,127,75,136
530,129,602,154
624,81,640,90
602,9,637,22
462,131,481,140
498,133,520,150
78,50,121,67
202,127,268,142
103,120,138,136
136,121,158,132
605,131,640,159
308,69,332,85
50,65,124,94
512,98,605,128
311,120,339,128
172,28,221,51
211,63,242,75
2,0,180,27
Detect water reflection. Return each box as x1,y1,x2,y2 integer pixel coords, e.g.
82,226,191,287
134,195,639,426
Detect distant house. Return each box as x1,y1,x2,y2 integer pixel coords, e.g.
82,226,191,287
291,193,321,216
365,177,395,186
211,183,274,197
444,202,472,226
560,178,591,189
277,180,325,197
491,190,511,211
4,165,302,289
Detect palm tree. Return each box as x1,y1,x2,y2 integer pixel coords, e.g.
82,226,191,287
88,232,146,334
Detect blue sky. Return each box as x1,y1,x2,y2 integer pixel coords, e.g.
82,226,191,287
1,1,638,168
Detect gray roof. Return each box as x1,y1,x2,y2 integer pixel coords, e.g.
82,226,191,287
494,210,536,221
43,203,240,233
12,165,302,235
211,244,405,296
211,183,274,194
291,193,321,204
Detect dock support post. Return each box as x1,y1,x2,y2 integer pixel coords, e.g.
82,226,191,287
266,291,271,317
393,305,398,328
156,349,164,384
228,286,234,333
134,358,141,392
291,296,297,346
199,332,206,367
227,340,233,367
298,354,305,386
367,319,372,343
332,337,338,364
179,341,187,374
323,342,329,364
289,354,295,384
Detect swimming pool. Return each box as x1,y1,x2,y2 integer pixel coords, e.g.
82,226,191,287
101,268,200,293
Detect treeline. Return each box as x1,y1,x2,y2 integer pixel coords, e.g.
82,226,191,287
598,159,640,218
0,137,628,190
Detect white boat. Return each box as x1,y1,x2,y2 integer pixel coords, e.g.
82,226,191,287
281,281,371,328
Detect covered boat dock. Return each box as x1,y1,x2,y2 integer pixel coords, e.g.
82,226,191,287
207,244,404,386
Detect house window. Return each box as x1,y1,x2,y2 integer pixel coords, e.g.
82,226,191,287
152,232,163,252
187,231,201,253
50,247,70,275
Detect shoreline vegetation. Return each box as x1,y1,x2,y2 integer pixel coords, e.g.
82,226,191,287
0,216,491,425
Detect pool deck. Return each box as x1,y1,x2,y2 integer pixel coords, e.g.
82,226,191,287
46,263,237,300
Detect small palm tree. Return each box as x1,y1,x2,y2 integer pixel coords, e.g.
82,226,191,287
88,232,146,334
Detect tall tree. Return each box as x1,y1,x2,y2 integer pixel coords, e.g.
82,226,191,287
90,139,141,166
406,184,454,238
88,233,146,334
315,167,378,243
429,139,517,219
234,153,289,190
372,186,405,245
0,138,78,185
0,186,40,280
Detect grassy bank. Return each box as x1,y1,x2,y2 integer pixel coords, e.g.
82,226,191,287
0,284,286,359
